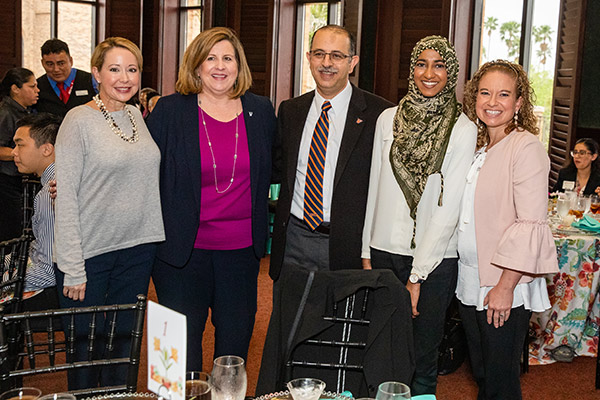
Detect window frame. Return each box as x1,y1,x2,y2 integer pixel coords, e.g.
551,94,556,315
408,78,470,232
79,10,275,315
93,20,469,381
179,0,204,66
293,0,342,96
50,0,100,51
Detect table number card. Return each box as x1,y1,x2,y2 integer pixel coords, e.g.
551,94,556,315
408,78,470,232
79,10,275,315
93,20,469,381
148,300,187,400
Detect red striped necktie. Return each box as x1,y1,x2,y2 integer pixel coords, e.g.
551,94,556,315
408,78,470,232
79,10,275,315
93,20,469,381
303,100,332,230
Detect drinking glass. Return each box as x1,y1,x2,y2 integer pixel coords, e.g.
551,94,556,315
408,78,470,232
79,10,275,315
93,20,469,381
569,195,589,219
186,371,211,400
211,355,247,400
375,382,411,400
0,388,42,400
556,193,570,218
287,378,326,400
590,194,600,214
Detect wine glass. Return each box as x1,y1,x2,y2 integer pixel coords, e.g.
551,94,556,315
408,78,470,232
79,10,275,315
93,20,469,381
211,356,247,400
287,378,326,400
375,382,411,400
186,371,211,400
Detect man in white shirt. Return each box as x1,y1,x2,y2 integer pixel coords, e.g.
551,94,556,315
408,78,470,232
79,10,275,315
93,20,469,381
269,25,393,280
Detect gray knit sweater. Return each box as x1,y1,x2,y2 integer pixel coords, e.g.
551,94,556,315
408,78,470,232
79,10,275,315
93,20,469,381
55,104,165,286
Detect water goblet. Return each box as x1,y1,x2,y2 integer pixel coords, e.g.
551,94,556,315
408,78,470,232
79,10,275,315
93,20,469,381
287,378,326,400
375,382,411,400
211,355,247,400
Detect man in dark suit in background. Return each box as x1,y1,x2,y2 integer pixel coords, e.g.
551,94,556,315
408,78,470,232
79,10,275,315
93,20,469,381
36,39,96,117
270,25,393,281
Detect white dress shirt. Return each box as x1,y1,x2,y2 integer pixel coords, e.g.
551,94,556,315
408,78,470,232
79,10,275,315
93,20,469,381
361,108,477,280
290,81,353,222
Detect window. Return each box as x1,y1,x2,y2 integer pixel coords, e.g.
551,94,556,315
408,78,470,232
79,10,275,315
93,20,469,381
180,0,203,64
22,0,98,78
295,1,342,95
472,0,561,148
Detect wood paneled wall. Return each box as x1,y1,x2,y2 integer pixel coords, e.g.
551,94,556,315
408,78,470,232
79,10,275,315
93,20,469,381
224,0,274,97
373,0,452,103
0,1,21,77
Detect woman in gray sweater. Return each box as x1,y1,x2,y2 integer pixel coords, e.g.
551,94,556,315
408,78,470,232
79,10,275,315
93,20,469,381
54,37,164,391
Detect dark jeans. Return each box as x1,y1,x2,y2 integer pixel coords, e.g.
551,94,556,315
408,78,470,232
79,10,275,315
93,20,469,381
458,303,531,400
370,248,458,396
152,246,260,371
0,173,22,241
55,243,156,390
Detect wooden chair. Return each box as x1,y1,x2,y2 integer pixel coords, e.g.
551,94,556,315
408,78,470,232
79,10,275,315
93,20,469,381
0,294,147,396
0,233,33,315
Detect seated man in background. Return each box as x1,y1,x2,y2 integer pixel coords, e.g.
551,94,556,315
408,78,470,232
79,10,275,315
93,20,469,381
12,113,62,311
36,39,96,117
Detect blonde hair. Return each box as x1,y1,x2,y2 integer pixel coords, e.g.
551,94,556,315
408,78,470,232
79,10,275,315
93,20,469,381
176,27,252,98
91,37,143,73
464,60,538,148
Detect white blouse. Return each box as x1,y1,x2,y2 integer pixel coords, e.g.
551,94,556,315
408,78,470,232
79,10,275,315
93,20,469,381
361,108,477,280
456,148,550,312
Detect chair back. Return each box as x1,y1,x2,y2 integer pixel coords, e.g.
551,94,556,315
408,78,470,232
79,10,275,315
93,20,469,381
21,177,41,232
0,233,32,315
257,268,415,398
0,294,147,396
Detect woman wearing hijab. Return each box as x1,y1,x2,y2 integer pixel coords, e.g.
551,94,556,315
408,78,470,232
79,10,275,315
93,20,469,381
361,36,477,395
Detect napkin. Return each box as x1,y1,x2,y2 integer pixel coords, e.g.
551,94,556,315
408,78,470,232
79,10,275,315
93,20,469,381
571,214,600,232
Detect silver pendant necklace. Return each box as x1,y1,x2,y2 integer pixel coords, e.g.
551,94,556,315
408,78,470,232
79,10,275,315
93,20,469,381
199,105,239,194
94,94,139,143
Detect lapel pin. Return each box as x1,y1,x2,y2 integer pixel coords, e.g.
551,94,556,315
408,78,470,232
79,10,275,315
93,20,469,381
356,118,363,124
249,111,254,117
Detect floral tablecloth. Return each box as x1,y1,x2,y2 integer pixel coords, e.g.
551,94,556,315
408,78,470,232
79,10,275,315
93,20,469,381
529,233,600,364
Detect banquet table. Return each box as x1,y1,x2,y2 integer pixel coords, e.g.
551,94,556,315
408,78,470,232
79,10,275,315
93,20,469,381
529,230,600,364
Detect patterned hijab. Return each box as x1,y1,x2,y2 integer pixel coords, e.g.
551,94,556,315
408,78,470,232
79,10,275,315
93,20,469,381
389,35,460,247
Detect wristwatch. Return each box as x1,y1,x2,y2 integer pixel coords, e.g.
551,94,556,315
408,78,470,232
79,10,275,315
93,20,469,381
409,273,425,284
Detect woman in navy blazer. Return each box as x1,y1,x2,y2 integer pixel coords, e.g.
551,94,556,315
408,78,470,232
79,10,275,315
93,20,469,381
147,27,276,371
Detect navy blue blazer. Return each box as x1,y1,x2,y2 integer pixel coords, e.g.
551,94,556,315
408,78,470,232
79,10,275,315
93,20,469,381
147,91,276,267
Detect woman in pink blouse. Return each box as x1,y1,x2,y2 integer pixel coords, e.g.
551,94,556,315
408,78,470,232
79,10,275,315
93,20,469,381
456,60,558,399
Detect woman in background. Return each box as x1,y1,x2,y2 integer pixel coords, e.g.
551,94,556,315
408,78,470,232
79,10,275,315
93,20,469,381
457,60,558,399
0,68,39,241
551,137,600,195
147,27,276,371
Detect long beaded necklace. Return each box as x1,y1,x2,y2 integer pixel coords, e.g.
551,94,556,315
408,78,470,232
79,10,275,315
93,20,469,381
94,94,139,143
199,103,239,194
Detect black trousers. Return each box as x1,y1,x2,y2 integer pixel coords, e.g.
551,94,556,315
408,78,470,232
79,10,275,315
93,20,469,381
0,173,22,241
153,246,260,371
370,248,458,396
458,303,531,400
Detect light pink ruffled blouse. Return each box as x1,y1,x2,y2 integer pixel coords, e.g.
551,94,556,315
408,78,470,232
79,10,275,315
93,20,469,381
474,130,558,286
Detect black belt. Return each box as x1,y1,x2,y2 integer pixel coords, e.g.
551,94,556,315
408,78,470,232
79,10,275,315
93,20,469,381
292,215,330,235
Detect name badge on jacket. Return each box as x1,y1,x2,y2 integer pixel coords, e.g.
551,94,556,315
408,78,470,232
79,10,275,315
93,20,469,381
75,90,89,96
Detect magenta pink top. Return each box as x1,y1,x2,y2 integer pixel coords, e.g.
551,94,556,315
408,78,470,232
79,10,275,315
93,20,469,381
194,109,252,250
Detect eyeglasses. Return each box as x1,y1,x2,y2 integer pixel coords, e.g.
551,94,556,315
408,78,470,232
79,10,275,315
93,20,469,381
309,50,352,62
571,150,592,157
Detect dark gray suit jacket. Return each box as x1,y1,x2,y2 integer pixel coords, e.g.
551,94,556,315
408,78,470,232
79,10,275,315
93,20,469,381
269,84,393,280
